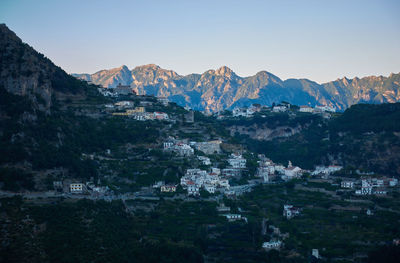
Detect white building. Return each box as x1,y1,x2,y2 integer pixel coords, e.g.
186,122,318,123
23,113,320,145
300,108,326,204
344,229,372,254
181,168,230,196
283,166,302,180
299,105,314,113
174,143,194,156
388,178,398,187
315,105,336,112
283,205,300,219
223,214,242,221
262,240,282,250
204,184,216,194
228,153,246,169
219,179,230,188
187,184,200,196
70,183,84,194
233,107,253,117
274,165,286,174
272,105,287,112
312,249,320,259
312,165,343,176
355,180,373,195
163,141,174,150
341,181,354,189
160,185,177,192
198,156,211,165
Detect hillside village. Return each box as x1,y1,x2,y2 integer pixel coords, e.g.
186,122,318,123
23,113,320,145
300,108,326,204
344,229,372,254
1,79,400,263
1,19,400,263
3,83,398,259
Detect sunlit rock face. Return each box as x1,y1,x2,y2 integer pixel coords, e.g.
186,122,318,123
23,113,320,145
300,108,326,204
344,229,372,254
73,61,400,112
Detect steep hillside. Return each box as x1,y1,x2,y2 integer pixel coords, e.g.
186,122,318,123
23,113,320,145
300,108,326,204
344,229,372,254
0,24,88,113
237,103,400,176
74,64,400,112
0,25,152,189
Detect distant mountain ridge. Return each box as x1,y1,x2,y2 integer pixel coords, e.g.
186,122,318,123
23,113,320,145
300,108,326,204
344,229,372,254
73,65,400,112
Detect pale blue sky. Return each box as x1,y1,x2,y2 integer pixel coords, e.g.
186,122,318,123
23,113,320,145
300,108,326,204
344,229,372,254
1,0,399,83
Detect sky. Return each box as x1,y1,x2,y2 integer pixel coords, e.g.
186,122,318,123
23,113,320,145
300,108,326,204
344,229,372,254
1,0,399,83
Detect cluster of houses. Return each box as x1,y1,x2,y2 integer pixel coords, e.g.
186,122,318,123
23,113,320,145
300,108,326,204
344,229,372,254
216,203,248,223
223,102,336,120
340,176,398,196
101,92,170,121
256,155,305,182
97,84,136,97
352,177,398,195
109,101,169,121
180,168,230,196
52,181,111,197
311,165,343,178
220,153,247,178
232,104,262,117
97,84,171,111
163,140,194,156
163,138,222,157
299,105,336,113
228,153,247,169
178,153,251,197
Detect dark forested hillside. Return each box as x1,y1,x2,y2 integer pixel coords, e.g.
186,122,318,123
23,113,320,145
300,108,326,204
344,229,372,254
238,103,400,176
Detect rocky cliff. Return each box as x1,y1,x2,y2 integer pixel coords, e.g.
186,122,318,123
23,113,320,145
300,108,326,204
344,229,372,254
0,24,88,113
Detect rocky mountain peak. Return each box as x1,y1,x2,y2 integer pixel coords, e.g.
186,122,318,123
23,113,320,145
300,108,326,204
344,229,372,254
119,65,130,71
215,66,234,77
0,23,21,43
140,64,160,70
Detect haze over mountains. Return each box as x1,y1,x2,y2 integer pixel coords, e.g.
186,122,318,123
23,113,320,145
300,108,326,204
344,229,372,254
73,65,400,112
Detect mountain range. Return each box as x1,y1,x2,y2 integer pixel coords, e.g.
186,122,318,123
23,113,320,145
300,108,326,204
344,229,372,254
73,65,400,112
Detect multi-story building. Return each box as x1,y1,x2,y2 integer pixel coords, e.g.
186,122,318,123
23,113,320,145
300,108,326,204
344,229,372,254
299,105,314,113
70,183,84,194
283,205,300,219
228,153,246,169
160,185,177,192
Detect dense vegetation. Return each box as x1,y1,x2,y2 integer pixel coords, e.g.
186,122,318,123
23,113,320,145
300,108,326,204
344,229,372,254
0,197,203,263
235,104,400,175
330,103,400,134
